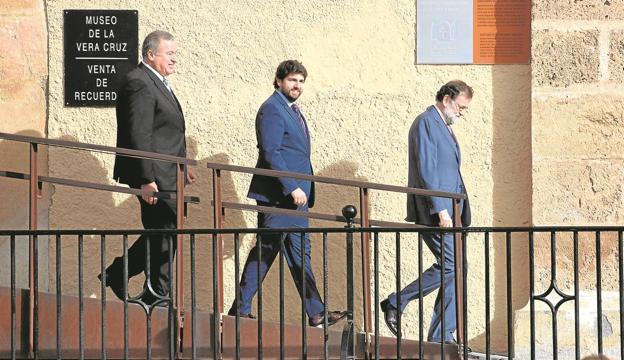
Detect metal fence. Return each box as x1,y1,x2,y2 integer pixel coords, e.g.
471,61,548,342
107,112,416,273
1,224,623,359
1,132,622,359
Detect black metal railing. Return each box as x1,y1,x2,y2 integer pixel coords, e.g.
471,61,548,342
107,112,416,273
206,161,468,358
0,131,199,358
2,133,622,359
1,224,623,359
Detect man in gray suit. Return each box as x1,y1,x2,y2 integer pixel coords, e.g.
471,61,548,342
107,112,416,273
100,30,195,306
381,80,473,343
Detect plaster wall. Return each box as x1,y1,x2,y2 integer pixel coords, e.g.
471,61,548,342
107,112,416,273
0,0,50,289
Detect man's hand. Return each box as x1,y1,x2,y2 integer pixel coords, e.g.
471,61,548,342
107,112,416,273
186,169,197,185
438,209,453,227
141,182,159,205
290,188,307,206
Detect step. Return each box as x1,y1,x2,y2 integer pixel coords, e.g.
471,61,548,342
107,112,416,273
221,314,365,359
0,287,461,359
0,287,213,359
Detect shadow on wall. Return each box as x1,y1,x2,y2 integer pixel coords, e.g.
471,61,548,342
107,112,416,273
45,135,246,312
23,129,370,328
179,141,248,311
311,161,368,331
469,65,532,354
0,129,48,230
0,130,49,290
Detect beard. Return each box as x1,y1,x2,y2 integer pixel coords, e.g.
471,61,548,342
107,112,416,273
281,89,300,102
443,108,460,125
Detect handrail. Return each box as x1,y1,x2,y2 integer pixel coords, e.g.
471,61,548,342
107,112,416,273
0,170,200,203
1,132,198,357
208,160,466,356
0,132,197,166
4,225,624,237
219,201,423,228
206,162,466,200
221,201,363,224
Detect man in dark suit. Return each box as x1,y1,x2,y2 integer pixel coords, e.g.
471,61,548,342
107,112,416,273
381,81,473,343
100,30,195,306
228,60,346,327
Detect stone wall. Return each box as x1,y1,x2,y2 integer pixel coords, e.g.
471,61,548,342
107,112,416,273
515,1,624,358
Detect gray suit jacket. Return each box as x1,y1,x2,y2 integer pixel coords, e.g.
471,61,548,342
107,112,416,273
406,105,470,226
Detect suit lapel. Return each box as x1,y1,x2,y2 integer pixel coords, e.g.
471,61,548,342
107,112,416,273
140,64,183,116
272,92,310,152
429,106,460,162
171,91,184,115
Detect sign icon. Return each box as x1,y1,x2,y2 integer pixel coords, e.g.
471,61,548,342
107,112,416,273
430,21,456,42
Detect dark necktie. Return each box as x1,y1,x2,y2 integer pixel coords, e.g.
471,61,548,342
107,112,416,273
290,103,308,137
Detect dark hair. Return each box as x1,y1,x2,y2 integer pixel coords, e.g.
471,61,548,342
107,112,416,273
435,80,474,102
142,30,174,58
273,60,308,89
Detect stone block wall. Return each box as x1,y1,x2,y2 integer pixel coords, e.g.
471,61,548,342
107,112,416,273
519,2,624,358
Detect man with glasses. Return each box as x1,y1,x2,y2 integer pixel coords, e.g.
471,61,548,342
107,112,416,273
381,80,473,344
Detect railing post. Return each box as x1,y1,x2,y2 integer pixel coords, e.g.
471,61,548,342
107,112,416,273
176,162,185,354
359,187,372,354
28,142,38,358
341,205,357,360
211,168,224,357
452,198,466,358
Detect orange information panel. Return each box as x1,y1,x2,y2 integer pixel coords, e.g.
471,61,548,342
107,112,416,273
473,0,531,64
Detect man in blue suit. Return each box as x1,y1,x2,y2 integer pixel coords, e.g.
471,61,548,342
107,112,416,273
381,80,473,343
228,60,347,327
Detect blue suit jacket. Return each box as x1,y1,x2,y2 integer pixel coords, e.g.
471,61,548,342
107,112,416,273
247,91,315,208
406,106,470,226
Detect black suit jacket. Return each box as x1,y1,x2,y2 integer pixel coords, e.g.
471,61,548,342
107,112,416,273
113,63,186,208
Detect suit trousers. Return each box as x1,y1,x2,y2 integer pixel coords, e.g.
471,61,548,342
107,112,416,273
387,231,456,342
232,201,324,318
107,196,177,296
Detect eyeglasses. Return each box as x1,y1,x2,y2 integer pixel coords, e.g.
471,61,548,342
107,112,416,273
451,100,469,113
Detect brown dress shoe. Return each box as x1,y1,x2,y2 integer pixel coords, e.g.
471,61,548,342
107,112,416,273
308,310,348,327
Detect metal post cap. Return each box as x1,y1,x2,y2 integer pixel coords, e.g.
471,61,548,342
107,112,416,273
342,205,357,221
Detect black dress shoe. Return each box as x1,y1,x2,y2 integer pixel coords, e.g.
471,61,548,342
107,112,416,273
139,291,169,308
380,299,399,337
308,310,348,327
227,308,256,319
97,271,125,301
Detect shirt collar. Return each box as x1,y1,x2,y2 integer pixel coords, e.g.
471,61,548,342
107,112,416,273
142,60,166,82
433,103,450,127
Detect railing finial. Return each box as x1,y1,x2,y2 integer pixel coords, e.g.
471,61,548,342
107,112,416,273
342,205,357,228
